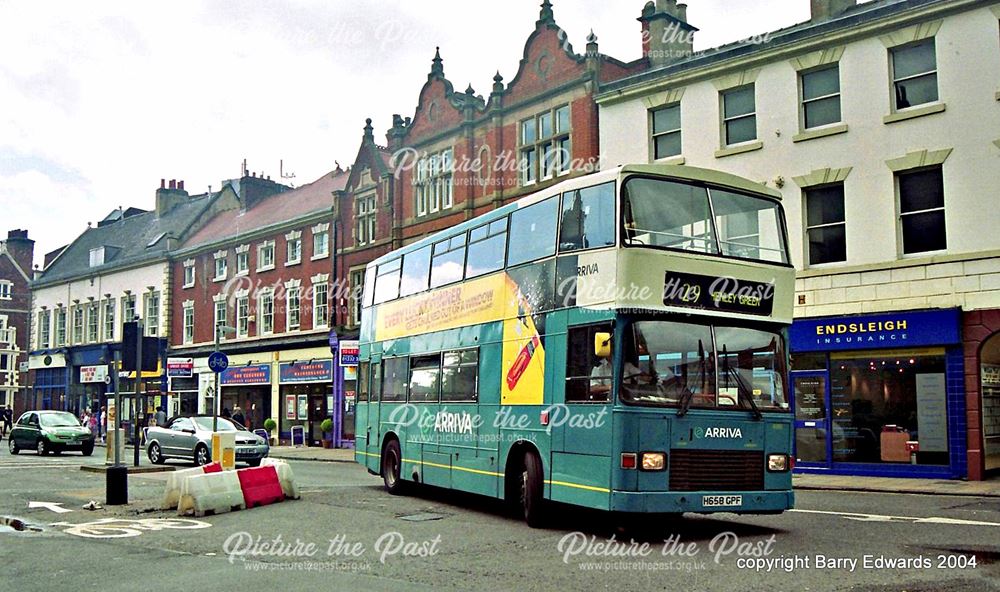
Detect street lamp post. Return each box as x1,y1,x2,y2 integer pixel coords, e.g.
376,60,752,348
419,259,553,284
213,324,236,434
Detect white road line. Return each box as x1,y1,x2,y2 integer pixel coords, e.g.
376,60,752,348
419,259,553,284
790,508,1000,527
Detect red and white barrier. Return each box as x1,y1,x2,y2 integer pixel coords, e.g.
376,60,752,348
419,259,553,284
161,462,222,510
177,470,245,517
261,458,300,500
236,465,285,509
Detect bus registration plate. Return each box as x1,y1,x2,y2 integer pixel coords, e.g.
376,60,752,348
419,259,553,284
702,495,742,507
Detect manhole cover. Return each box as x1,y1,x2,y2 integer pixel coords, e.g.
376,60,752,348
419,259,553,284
0,516,44,534
398,513,446,522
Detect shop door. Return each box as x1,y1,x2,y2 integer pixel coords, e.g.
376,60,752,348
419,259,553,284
791,372,831,467
307,394,327,446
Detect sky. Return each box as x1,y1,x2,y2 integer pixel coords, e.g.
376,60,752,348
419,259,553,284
0,0,816,266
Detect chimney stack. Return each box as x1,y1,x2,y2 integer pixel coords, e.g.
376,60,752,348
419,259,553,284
156,177,189,217
810,0,856,21
639,0,698,69
3,229,35,275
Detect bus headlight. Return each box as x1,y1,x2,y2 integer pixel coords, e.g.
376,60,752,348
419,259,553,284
640,452,666,471
767,454,789,472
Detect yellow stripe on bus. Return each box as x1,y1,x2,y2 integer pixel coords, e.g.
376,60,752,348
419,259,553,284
403,458,504,478
545,479,611,493
360,451,609,493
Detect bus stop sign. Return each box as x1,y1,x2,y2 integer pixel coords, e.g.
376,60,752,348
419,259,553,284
208,352,229,373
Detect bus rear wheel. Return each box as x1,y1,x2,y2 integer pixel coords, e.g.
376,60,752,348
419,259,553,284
520,451,545,527
381,439,406,495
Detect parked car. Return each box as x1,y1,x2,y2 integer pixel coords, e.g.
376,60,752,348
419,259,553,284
145,415,269,466
8,410,95,456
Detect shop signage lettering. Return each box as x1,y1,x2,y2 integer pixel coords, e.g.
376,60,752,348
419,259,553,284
166,357,194,378
279,360,333,384
662,271,774,316
221,364,271,386
339,341,360,367
80,365,108,384
790,309,960,353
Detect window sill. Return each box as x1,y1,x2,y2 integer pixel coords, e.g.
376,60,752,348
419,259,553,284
285,260,301,267
182,283,194,290
883,102,945,124
212,276,227,283
256,265,275,273
653,155,686,165
792,123,848,143
310,253,329,261
235,270,249,277
714,140,763,159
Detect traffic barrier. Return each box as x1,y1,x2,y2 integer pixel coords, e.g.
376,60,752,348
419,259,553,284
162,466,211,510
203,461,222,474
177,470,245,517
236,465,284,509
262,458,301,500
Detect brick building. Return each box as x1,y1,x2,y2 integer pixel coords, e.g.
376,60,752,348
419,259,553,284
383,0,640,250
167,169,348,446
0,229,35,417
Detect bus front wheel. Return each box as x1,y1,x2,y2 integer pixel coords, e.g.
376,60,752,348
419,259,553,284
381,439,406,495
521,451,545,527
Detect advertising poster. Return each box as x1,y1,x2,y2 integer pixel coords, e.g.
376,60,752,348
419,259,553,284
285,395,296,420
915,373,948,452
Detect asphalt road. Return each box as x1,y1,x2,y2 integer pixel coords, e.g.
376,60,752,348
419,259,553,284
0,447,998,592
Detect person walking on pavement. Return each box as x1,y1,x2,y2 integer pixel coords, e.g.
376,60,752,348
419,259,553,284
0,405,6,438
3,406,12,438
155,406,167,427
232,405,245,427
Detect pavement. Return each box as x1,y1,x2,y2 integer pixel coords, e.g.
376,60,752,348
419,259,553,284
268,445,355,463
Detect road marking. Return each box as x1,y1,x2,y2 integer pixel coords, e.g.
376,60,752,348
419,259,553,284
51,518,212,539
28,501,72,514
790,508,1000,527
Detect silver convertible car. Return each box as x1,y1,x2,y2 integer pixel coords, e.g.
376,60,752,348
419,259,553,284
145,416,269,466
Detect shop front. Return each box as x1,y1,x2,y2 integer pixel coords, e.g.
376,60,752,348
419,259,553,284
28,352,68,411
69,345,111,417
961,309,1000,480
789,308,966,479
219,363,272,431
278,359,333,446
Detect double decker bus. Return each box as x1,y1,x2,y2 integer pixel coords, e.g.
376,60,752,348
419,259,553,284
354,164,794,526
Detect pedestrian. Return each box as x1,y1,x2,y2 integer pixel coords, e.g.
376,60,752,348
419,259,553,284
3,406,12,437
99,406,107,443
0,405,6,438
221,407,231,419
87,411,98,438
82,409,92,428
155,406,167,427
232,405,245,427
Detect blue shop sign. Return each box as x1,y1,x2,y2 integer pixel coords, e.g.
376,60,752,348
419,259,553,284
790,308,960,352
279,360,333,384
220,364,272,386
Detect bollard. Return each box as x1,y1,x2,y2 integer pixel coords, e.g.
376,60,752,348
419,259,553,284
106,464,128,505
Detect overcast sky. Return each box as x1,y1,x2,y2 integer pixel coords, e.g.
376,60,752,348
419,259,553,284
0,0,817,266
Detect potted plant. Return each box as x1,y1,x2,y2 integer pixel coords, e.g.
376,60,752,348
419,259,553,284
263,418,277,445
320,418,334,448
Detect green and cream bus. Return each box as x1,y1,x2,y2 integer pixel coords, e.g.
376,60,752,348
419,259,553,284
355,164,795,526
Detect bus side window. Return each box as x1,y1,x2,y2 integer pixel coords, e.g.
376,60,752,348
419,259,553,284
358,361,369,402
442,349,478,402
382,357,408,402
371,360,382,403
373,259,402,304
558,182,616,252
508,196,559,266
565,323,613,403
431,234,467,288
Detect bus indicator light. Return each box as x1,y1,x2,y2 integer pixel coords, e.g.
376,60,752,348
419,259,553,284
540,410,549,425
621,453,637,469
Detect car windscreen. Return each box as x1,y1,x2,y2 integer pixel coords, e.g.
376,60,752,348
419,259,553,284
39,412,82,427
192,417,240,432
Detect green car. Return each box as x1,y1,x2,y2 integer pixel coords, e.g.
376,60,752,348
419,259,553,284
8,410,96,456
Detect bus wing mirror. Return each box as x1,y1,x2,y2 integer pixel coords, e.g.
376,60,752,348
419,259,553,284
594,332,612,359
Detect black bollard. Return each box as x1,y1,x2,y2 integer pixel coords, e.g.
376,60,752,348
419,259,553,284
106,464,128,505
